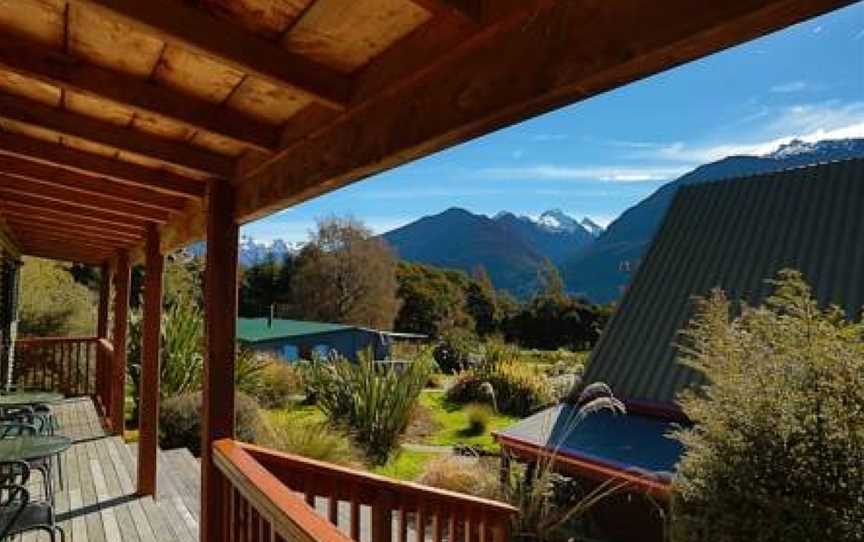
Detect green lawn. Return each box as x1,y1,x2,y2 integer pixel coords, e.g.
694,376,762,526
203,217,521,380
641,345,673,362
372,449,438,480
417,391,518,451
262,389,519,481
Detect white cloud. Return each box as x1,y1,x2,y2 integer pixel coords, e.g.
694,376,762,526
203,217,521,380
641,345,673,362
650,102,864,163
529,134,568,142
356,187,509,200
478,165,691,183
770,81,808,93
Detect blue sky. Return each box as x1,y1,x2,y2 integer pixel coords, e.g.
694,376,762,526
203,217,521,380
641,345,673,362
242,3,864,244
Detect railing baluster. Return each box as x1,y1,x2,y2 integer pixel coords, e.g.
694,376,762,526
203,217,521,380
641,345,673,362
417,504,426,542
448,510,457,542
432,505,442,542
398,504,408,542
327,479,339,526
350,484,360,541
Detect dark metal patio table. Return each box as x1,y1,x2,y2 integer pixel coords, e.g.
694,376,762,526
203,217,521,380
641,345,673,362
0,392,64,407
0,435,72,463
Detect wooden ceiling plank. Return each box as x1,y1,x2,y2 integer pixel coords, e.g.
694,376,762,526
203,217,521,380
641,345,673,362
408,0,482,22
21,246,108,265
3,217,140,243
0,132,207,199
73,0,350,109
0,93,234,178
236,0,856,223
0,205,145,238
0,191,149,229
0,155,186,213
0,34,278,151
15,230,129,250
0,176,171,223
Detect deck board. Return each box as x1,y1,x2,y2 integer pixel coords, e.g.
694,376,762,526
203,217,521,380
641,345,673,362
16,397,201,542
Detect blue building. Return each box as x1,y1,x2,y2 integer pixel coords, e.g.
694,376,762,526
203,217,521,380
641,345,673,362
237,317,425,362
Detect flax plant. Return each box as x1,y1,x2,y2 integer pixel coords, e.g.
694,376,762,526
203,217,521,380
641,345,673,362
305,350,433,463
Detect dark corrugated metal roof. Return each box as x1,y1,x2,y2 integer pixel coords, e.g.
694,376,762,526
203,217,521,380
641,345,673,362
583,159,864,404
496,405,684,476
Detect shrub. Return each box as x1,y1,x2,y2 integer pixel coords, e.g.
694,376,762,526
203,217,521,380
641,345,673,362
465,403,493,435
671,270,864,542
446,345,554,416
159,391,268,456
305,351,433,463
419,456,503,501
433,329,478,374
257,358,306,408
265,421,360,467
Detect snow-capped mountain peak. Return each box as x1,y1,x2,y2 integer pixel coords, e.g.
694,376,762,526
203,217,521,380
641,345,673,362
580,217,604,238
535,209,582,233
765,138,864,160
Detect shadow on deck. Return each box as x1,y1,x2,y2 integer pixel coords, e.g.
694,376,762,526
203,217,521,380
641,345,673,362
22,397,200,542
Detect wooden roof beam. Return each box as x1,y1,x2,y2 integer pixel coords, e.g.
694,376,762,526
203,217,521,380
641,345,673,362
409,0,482,22
0,191,150,230
0,177,172,223
19,244,111,265
0,204,146,238
14,230,130,251
3,216,140,244
73,0,350,109
0,155,187,213
0,34,278,151
0,94,234,178
237,0,856,222
0,133,206,199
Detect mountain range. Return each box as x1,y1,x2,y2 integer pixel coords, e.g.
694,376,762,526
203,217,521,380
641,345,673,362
383,209,601,295
562,138,864,302
231,137,864,302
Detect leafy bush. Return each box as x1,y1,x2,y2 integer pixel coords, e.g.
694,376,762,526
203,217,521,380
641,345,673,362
305,351,433,463
419,456,503,500
433,329,478,374
159,391,268,456
465,403,493,435
671,270,864,542
257,357,306,408
446,343,553,416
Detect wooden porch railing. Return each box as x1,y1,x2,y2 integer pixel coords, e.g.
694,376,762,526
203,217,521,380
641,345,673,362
13,336,99,397
214,439,518,542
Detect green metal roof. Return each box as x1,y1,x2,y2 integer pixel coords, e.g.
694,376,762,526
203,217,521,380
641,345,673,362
237,318,354,343
583,159,864,404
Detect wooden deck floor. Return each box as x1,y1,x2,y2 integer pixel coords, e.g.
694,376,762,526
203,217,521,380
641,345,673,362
21,397,201,542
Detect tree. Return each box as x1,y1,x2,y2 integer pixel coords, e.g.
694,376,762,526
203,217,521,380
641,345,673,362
18,257,96,337
465,266,498,336
292,216,400,329
394,262,473,338
671,270,864,541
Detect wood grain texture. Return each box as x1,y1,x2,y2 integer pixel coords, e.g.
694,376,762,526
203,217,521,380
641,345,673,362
0,154,187,212
138,224,164,497
0,34,279,150
0,131,207,198
72,0,351,108
110,251,131,435
201,178,238,542
0,92,235,177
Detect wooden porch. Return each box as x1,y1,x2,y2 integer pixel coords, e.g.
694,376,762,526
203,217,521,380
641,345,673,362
0,0,853,540
21,397,201,542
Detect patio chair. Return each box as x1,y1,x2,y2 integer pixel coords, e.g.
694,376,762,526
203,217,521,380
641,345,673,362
0,462,64,542
0,422,56,503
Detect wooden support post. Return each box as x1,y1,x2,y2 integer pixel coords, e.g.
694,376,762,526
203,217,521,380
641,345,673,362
110,251,130,436
137,224,163,497
200,179,238,542
96,262,111,416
